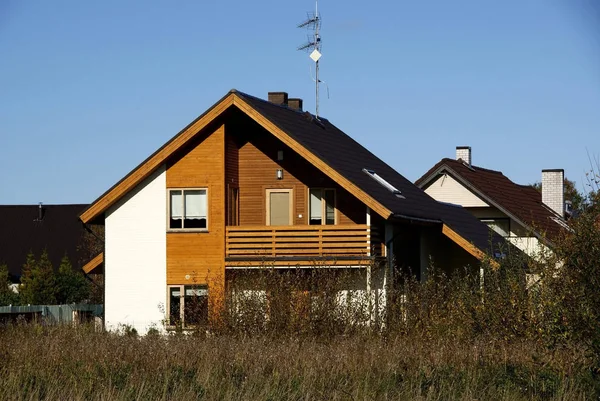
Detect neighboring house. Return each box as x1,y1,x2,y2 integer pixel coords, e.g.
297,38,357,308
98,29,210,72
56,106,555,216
0,204,89,281
415,147,568,258
79,90,509,334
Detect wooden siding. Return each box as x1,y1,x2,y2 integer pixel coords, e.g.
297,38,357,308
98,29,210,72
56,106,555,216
229,115,366,227
166,124,225,287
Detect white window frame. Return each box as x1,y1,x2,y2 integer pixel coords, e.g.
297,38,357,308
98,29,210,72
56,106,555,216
167,284,209,329
308,188,337,225
167,188,209,232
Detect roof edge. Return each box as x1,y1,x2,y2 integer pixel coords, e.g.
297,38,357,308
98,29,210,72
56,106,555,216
79,91,237,223
81,90,394,224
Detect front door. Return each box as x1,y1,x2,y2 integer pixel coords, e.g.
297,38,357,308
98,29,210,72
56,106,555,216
266,189,293,225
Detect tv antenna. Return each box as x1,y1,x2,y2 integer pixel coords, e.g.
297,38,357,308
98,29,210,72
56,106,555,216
298,0,323,118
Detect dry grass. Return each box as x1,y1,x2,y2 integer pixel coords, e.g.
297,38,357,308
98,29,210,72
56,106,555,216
3,209,600,400
0,324,595,401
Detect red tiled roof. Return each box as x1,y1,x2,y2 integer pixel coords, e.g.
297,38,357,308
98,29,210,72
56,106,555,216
415,158,566,243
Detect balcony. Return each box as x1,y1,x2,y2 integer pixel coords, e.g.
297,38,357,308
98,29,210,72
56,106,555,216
225,224,379,267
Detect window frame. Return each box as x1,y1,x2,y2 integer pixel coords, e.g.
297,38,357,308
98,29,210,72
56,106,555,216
166,284,209,329
308,188,337,225
167,188,209,232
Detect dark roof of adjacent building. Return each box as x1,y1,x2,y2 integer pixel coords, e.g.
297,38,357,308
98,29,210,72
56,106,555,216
415,158,566,242
0,204,88,280
236,92,508,255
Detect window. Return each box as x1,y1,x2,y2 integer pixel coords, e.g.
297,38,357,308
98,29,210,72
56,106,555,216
169,189,207,230
309,188,335,225
168,285,209,328
480,218,510,237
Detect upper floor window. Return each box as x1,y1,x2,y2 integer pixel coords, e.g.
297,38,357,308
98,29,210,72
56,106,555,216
169,189,207,230
480,218,510,237
309,188,335,225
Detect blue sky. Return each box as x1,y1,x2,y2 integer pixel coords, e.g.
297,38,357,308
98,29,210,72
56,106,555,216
1,0,599,204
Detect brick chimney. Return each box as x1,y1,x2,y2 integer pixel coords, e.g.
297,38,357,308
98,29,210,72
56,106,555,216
542,169,564,217
456,146,471,165
288,98,303,111
268,92,288,106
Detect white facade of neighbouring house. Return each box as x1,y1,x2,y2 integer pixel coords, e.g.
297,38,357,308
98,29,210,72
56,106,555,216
423,174,549,259
105,165,167,335
424,174,489,208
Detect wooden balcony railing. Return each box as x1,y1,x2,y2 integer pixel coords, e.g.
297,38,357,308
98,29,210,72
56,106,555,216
226,225,377,259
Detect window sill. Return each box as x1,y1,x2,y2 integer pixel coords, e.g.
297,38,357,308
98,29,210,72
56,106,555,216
167,229,209,233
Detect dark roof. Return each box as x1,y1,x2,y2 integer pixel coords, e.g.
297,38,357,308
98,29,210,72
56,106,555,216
415,158,565,242
0,204,88,280
237,92,454,221
236,92,509,254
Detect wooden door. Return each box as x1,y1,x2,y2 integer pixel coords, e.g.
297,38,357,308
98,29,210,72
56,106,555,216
266,189,293,225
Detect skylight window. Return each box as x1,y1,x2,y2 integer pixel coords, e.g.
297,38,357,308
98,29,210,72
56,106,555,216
363,169,405,199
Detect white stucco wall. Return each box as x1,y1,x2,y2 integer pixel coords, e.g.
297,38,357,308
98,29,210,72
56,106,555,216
105,165,166,335
424,174,489,207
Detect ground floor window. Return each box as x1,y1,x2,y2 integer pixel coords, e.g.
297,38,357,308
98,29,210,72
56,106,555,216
168,285,209,328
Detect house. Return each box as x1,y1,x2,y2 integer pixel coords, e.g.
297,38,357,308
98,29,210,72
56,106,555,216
415,146,568,258
79,90,510,334
0,203,89,281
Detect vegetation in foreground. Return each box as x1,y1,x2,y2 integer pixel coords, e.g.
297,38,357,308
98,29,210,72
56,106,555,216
0,324,596,401
0,164,598,400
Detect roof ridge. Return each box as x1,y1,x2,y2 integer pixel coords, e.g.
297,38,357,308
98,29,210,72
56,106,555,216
442,158,505,175
235,90,326,121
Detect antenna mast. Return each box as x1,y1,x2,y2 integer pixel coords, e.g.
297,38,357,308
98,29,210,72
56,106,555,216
297,0,322,118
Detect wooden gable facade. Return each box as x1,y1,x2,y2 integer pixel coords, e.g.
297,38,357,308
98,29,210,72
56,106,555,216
164,107,384,288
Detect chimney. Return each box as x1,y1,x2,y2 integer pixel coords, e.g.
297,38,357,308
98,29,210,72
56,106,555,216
38,202,43,221
542,169,564,217
456,146,471,165
288,98,303,111
268,92,288,106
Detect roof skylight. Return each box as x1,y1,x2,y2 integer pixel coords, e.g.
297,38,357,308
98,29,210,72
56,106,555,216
363,169,405,199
